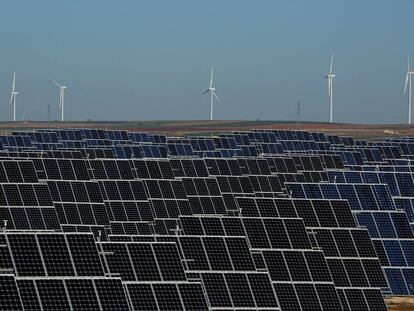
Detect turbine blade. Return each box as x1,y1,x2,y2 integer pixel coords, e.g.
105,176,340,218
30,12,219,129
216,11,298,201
408,54,411,73
51,80,62,88
10,72,16,105
329,55,334,74
12,72,16,92
198,89,210,98
405,73,410,94
210,66,214,88
212,91,221,102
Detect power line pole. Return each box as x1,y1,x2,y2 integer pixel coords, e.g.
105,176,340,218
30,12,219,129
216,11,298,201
296,100,301,128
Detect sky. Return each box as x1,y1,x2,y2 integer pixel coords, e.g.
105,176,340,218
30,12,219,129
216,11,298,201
0,0,412,123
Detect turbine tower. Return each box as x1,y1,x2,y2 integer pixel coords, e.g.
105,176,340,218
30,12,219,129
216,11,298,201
404,55,414,125
10,72,18,122
199,66,220,120
52,80,67,122
325,55,335,123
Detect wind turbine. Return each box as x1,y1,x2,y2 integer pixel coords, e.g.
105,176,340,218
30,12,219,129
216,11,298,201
199,66,220,120
404,55,414,125
10,72,18,122
325,55,335,123
51,80,66,122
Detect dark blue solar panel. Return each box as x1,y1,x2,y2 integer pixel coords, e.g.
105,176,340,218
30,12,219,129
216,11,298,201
286,184,306,198
372,184,395,210
390,213,413,238
383,241,406,266
373,213,397,238
385,269,409,294
400,241,414,266
356,213,380,238
321,184,341,199
337,184,361,210
303,184,323,199
362,172,379,183
394,198,414,223
327,171,346,183
355,184,379,210
396,173,414,197
345,172,363,183
402,269,414,294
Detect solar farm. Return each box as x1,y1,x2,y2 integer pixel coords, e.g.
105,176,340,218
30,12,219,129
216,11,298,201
1,125,414,310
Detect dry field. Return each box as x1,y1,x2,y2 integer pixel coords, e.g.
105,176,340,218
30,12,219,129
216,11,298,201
386,296,414,310
2,120,414,138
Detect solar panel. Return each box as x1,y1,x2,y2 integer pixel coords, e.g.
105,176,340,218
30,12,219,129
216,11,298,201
94,278,130,309
0,275,23,310
0,127,408,309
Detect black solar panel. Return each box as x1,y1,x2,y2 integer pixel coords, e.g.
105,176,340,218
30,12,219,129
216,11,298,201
0,128,401,309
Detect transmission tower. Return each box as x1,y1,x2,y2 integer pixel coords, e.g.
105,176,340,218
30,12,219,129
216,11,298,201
296,100,301,128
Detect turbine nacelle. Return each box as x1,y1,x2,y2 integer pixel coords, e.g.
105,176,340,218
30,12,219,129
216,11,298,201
52,80,66,89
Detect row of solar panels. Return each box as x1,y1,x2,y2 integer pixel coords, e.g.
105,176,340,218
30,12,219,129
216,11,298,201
1,128,414,310
0,128,408,162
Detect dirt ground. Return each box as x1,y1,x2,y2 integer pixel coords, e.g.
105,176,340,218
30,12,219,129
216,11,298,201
386,296,414,310
2,120,414,138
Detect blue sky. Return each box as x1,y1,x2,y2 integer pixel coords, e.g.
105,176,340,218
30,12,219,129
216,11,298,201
0,0,412,123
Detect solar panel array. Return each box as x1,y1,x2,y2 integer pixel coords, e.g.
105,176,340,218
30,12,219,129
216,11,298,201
3,127,414,309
